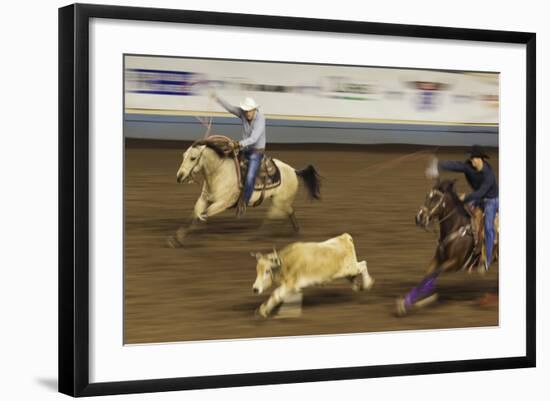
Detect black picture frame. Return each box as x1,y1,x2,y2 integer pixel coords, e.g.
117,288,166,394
59,3,536,397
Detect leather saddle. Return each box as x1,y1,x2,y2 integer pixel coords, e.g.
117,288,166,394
467,206,483,246
239,155,281,190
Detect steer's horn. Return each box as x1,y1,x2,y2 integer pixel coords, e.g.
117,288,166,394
250,252,262,260
271,247,281,267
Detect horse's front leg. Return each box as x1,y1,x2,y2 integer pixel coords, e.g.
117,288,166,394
193,189,209,218
403,255,438,304
397,257,459,316
177,194,224,238
199,199,231,221
425,256,438,275
397,258,442,316
397,274,439,316
179,192,211,238
166,213,201,248
167,192,209,248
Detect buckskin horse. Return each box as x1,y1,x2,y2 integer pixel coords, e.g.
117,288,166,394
396,179,494,316
168,136,321,247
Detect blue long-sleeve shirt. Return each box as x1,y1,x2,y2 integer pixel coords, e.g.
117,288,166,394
216,97,266,150
438,160,498,203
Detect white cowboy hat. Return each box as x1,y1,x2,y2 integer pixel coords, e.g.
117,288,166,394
239,97,259,111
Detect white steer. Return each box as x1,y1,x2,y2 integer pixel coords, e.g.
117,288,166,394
251,233,374,318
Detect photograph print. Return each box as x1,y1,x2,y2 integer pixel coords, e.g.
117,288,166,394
123,54,499,345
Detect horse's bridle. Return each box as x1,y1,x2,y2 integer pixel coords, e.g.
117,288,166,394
181,146,205,183
184,145,224,183
422,189,446,220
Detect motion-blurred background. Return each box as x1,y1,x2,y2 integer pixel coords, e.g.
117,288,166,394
124,55,498,146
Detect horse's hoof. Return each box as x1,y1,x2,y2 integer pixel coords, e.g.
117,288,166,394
396,298,408,317
166,236,183,248
174,227,190,243
396,293,438,317
414,293,439,309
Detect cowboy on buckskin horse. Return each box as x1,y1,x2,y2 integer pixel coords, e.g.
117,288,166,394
211,92,266,216
426,145,499,271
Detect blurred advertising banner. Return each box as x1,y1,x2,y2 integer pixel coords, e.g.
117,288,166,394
125,55,498,125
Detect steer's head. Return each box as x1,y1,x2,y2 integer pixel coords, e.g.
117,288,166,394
251,249,281,294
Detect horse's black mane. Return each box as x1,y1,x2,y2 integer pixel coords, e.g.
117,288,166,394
437,179,470,217
192,140,228,158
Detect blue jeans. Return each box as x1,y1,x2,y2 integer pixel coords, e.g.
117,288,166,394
483,197,499,266
243,150,263,204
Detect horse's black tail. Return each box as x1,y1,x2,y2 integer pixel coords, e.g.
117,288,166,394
296,165,321,200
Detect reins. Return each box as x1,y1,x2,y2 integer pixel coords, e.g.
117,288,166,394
422,189,472,250
438,208,456,225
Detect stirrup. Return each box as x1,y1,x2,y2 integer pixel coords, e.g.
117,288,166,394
466,253,481,273
468,256,487,275
236,194,247,217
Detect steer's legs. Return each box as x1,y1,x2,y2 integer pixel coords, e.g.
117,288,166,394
258,285,291,318
347,261,374,292
357,261,374,291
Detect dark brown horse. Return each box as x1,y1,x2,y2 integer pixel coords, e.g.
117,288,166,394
397,179,478,316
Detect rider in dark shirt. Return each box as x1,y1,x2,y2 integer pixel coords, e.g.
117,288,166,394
436,145,499,270
438,160,498,204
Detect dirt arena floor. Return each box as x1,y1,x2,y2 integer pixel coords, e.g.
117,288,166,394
124,139,498,344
